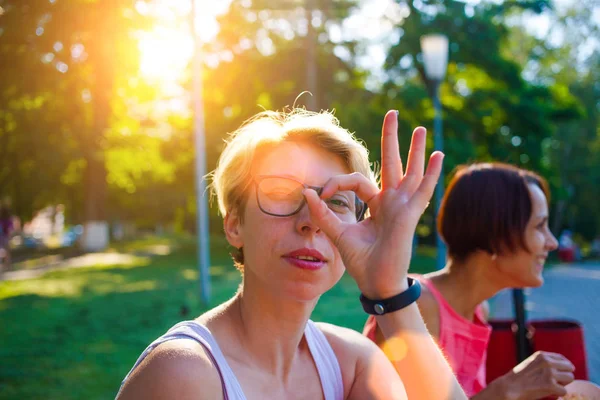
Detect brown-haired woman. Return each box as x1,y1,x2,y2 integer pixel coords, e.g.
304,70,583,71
364,162,576,400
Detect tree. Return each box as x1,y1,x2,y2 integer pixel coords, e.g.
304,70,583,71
0,0,155,247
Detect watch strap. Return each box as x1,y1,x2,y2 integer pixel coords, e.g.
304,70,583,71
359,277,421,315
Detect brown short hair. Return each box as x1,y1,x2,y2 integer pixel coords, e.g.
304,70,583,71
438,162,549,261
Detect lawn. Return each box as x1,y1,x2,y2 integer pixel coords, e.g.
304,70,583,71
0,234,436,400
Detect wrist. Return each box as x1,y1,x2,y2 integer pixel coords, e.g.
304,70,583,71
359,278,420,315
359,279,410,300
490,374,514,400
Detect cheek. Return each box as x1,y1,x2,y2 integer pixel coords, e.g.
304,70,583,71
526,230,546,251
498,251,531,272
241,209,295,260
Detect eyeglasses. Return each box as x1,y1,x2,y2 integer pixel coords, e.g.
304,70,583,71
254,175,367,222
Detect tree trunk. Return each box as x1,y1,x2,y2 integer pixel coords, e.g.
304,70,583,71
80,5,115,251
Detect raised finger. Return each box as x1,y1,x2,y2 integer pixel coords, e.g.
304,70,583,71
408,151,444,211
381,110,403,191
321,173,380,211
402,127,427,192
304,188,348,246
547,354,576,371
552,359,576,373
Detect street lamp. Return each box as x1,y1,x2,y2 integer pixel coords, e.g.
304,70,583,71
420,34,448,270
191,0,211,304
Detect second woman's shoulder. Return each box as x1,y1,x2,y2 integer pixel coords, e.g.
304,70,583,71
117,339,224,400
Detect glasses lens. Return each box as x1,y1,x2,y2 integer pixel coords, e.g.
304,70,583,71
257,177,304,216
257,176,365,221
355,200,366,221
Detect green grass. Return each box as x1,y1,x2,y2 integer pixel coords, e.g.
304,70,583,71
0,234,435,400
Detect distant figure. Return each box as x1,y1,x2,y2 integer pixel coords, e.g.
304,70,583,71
0,206,14,271
591,236,600,258
558,230,579,262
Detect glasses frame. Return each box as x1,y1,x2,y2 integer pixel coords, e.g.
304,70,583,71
253,175,367,221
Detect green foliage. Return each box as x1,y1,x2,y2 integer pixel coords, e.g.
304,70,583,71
0,0,597,238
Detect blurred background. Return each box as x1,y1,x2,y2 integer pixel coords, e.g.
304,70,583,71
0,0,598,398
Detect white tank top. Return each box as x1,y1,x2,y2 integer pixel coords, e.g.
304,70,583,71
118,319,344,400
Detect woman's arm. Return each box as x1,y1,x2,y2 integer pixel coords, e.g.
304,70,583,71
376,302,466,400
373,288,441,346
116,339,224,400
470,351,574,400
304,111,466,400
370,284,457,399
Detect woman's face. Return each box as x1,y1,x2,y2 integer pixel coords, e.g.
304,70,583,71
496,183,559,287
225,141,357,302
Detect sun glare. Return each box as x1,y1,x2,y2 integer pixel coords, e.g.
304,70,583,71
137,0,231,82
139,26,193,82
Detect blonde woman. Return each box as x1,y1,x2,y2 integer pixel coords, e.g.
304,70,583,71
117,109,466,400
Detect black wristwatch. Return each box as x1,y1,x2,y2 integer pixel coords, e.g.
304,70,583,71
359,278,422,315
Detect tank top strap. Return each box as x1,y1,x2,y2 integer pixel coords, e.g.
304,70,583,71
418,276,487,326
417,276,446,306
304,320,344,400
117,320,246,400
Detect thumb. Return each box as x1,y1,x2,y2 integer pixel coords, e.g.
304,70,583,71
303,188,346,245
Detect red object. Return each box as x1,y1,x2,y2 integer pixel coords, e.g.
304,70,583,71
558,248,575,262
486,319,589,383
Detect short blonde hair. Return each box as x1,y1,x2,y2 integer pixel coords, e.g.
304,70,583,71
210,108,376,269
211,108,376,217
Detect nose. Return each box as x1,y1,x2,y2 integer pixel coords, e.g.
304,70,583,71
294,201,321,235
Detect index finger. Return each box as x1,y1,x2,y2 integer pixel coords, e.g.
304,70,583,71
303,188,347,246
381,110,403,191
320,173,380,207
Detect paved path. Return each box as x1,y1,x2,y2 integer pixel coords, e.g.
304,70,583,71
490,262,600,384
0,244,172,281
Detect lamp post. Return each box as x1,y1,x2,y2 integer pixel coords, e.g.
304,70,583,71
420,34,448,270
191,0,211,305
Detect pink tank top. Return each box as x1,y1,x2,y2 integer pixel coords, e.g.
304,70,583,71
363,277,492,397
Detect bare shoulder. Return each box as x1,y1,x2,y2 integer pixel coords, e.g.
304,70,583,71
416,283,441,339
117,339,223,400
316,322,380,359
315,323,379,393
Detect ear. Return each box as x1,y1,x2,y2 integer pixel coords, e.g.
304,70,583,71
224,210,244,249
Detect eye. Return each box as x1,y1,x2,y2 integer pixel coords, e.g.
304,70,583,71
325,196,352,212
327,198,349,207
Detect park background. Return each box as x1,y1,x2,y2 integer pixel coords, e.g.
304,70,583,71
0,0,598,398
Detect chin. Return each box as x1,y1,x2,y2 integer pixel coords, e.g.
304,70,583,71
528,274,544,288
278,280,330,302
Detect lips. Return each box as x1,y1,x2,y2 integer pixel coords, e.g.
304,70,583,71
283,248,327,270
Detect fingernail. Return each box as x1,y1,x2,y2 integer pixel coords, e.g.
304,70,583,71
395,110,399,118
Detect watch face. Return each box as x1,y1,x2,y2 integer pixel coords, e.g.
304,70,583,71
374,304,385,315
